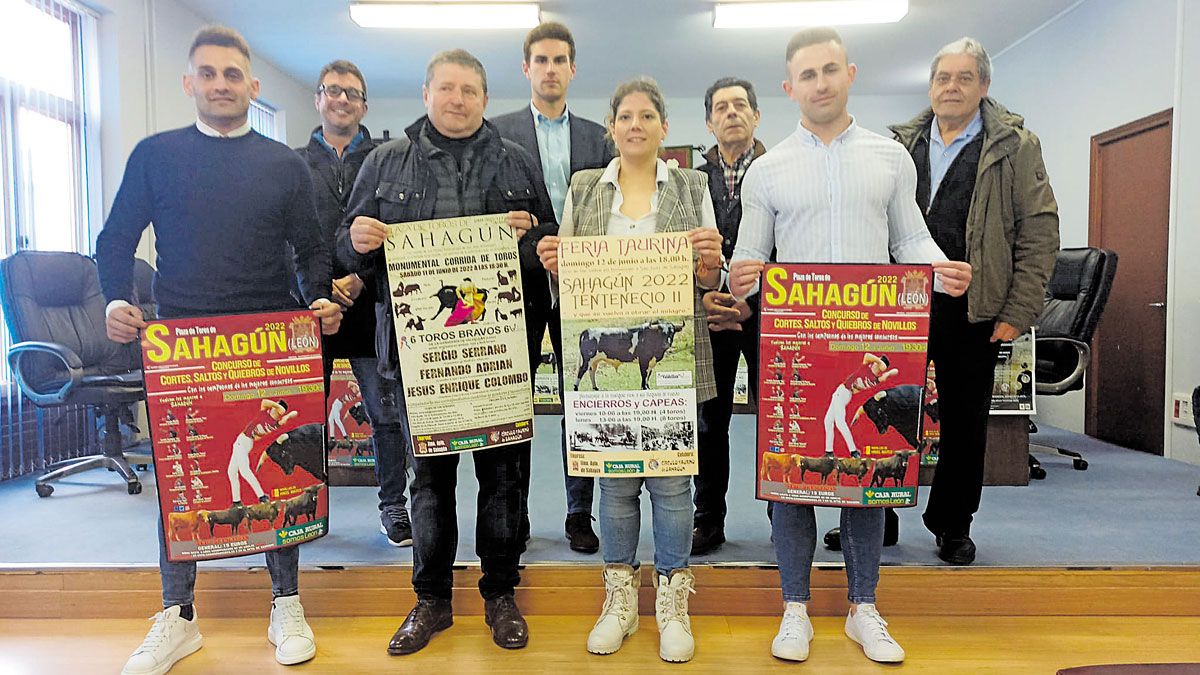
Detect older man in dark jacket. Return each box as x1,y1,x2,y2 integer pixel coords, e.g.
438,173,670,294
338,49,554,655
826,37,1059,565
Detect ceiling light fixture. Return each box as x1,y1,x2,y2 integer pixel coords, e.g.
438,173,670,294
713,0,908,29
349,2,541,29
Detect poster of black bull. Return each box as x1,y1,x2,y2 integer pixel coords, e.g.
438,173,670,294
141,311,329,562
327,359,375,467
756,263,932,508
558,233,699,478
385,213,533,456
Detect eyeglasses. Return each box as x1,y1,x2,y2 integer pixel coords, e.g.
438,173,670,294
319,84,366,102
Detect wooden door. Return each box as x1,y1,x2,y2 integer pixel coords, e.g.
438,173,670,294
1086,110,1171,454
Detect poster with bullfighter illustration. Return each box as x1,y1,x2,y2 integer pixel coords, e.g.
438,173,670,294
141,311,329,562
326,359,375,467
756,263,932,507
558,233,699,478
383,213,532,456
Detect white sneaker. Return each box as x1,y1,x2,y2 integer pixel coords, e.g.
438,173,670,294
654,568,696,663
771,601,813,661
267,595,317,665
587,564,640,655
121,605,203,675
845,603,905,663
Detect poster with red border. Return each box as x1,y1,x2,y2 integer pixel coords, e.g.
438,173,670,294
327,359,375,467
756,263,931,507
142,311,329,561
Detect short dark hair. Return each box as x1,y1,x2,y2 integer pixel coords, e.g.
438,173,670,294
523,21,576,63
879,355,891,367
318,60,367,99
704,77,758,120
188,25,251,62
785,26,845,66
425,49,488,94
277,400,289,411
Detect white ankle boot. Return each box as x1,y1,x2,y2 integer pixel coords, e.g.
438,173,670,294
653,568,696,663
586,563,640,655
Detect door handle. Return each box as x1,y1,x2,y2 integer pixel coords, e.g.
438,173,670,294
1148,302,1165,308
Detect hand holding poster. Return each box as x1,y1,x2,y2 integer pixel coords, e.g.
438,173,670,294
757,264,932,507
142,311,328,562
558,233,699,477
384,213,532,456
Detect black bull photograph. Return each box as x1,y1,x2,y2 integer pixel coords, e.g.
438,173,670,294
566,318,693,392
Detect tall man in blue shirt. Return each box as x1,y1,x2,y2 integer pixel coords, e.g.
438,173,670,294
824,38,1059,565
98,26,341,675
492,21,612,554
294,60,414,549
729,28,971,665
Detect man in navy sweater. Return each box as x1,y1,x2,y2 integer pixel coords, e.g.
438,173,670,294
96,26,341,675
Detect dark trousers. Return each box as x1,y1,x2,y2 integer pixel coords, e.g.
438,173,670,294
410,442,525,600
694,305,760,528
520,300,595,519
923,295,1000,537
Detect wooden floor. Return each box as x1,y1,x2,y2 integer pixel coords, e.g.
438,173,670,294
2,615,1199,673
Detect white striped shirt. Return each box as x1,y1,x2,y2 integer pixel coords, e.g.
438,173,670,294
732,118,947,274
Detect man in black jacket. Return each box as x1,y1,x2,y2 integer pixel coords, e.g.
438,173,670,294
339,49,555,656
294,60,412,549
691,77,766,555
491,21,612,554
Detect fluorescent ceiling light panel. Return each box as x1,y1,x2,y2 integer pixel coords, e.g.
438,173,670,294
350,2,540,29
713,0,908,28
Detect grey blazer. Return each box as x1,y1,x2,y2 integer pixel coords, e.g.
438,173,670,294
564,166,717,403
492,106,614,211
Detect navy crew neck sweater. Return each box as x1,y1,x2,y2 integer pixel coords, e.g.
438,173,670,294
96,125,330,316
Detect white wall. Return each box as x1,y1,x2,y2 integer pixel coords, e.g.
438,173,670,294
987,0,1179,433
364,93,929,159
1168,1,1200,465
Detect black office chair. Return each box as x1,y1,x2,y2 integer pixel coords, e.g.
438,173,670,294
1027,247,1118,479
0,251,151,497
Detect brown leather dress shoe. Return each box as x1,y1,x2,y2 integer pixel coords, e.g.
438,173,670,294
388,597,453,655
483,594,529,649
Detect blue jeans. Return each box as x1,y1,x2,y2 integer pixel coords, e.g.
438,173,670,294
410,443,524,600
598,475,693,577
157,504,299,607
349,357,411,511
772,503,883,604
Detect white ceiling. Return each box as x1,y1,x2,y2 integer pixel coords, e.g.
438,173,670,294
171,0,1082,100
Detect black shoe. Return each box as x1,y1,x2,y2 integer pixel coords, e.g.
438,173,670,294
483,594,529,649
388,597,453,655
824,510,899,551
937,534,976,565
565,513,599,553
691,522,726,556
380,506,413,547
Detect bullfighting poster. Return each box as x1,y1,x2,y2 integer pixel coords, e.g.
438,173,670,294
558,233,699,478
756,264,932,507
327,359,375,467
141,311,329,562
383,213,532,456
990,329,1036,414
920,360,940,466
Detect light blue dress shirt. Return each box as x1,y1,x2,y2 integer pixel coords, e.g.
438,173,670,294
532,102,572,223
927,110,982,209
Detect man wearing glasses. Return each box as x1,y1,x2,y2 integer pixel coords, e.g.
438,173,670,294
295,60,414,550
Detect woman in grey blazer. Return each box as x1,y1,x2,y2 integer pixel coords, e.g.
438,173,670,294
536,77,723,663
